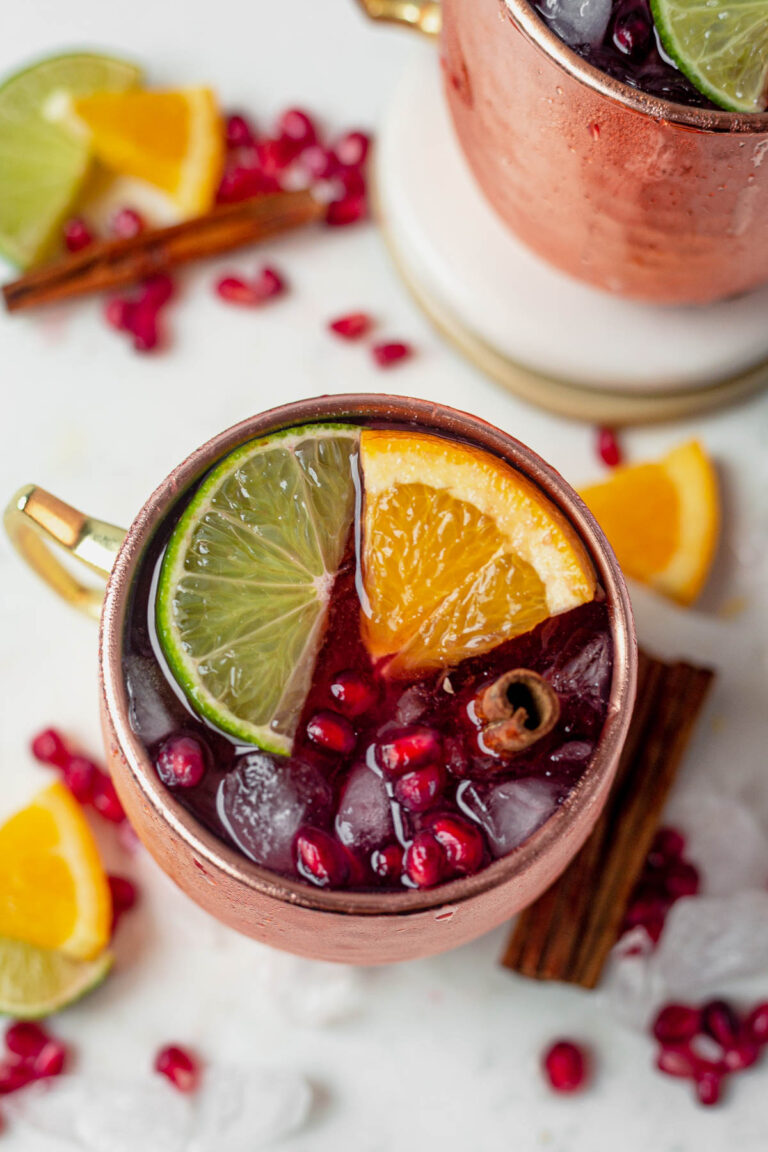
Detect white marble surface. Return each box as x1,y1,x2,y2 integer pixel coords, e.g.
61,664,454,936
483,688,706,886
1,2,768,1149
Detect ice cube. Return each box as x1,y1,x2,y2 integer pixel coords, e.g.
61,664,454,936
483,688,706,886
456,777,560,857
548,630,612,705
335,762,394,854
654,890,768,995
124,651,182,745
665,789,768,896
192,1066,312,1151
539,0,612,46
218,753,333,872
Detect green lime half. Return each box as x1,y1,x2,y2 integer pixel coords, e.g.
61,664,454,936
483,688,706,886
651,0,768,112
0,936,112,1019
157,424,360,754
0,52,142,268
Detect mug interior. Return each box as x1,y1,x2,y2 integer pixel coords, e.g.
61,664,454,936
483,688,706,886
100,394,636,918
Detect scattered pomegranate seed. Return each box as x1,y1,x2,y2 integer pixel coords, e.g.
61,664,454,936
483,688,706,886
306,711,356,756
745,1002,768,1045
155,735,207,789
5,1021,48,1061
104,297,133,331
62,755,97,803
652,1004,701,1046
328,312,372,340
215,275,262,306
216,165,277,203
334,166,366,200
257,136,297,176
111,207,145,238
656,1044,698,1079
701,999,741,1049
371,341,413,369
325,195,366,227
277,108,317,152
296,828,349,887
542,1040,589,1093
665,860,700,899
31,728,69,769
430,815,484,875
377,727,442,777
723,1039,760,1072
253,265,286,299
404,831,446,888
648,826,685,864
695,1070,723,1106
63,217,94,252
0,1060,34,1095
371,843,404,881
91,771,126,823
142,273,175,307
108,874,139,932
32,1039,67,1079
622,829,698,946
154,1045,201,1094
596,426,623,468
301,144,338,180
334,130,370,168
128,299,161,353
226,113,257,149
329,669,377,716
394,763,444,813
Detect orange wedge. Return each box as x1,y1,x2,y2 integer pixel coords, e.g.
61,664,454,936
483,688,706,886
71,87,224,214
360,430,595,675
579,440,719,605
0,782,111,961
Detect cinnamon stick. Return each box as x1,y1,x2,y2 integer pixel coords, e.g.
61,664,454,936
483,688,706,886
501,650,714,988
3,191,323,313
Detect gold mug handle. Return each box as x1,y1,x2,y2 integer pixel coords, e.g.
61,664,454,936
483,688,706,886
4,485,126,620
354,0,442,36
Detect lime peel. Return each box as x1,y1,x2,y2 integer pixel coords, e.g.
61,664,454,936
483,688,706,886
0,937,112,1020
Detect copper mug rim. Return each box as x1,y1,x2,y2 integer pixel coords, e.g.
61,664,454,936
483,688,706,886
98,393,636,921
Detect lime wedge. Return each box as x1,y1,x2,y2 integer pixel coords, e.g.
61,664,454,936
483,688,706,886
0,52,142,268
0,936,112,1019
651,0,768,112
157,424,360,754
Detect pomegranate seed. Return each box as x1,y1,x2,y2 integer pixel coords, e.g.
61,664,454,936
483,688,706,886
306,711,356,756
334,167,366,200
377,727,442,777
257,137,297,176
722,1039,760,1072
104,297,133,331
656,1044,697,1079
623,892,670,931
325,195,366,227
371,843,404,880
215,275,262,306
32,1039,67,1079
301,144,338,180
429,814,484,875
652,1004,701,1045
596,426,622,468
394,763,444,813
142,273,175,307
62,755,97,803
745,1002,768,1045
31,728,70,768
109,874,139,932
328,312,373,340
63,217,93,252
216,165,279,203
253,265,286,300
372,341,413,369
329,670,377,716
129,299,161,353
0,1060,33,1095
225,113,257,149
542,1040,589,1093
643,913,667,943
111,207,145,238
154,1045,200,1094
5,1021,49,1061
649,826,685,862
91,771,126,822
277,108,317,151
334,130,371,168
665,860,700,899
701,999,741,1049
404,831,446,889
695,1069,723,1106
155,735,207,788
296,828,348,887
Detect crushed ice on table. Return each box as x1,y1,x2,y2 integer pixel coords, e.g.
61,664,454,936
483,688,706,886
537,0,612,44
654,890,768,996
217,752,333,872
191,1066,312,1152
456,777,560,857
252,947,364,1025
600,928,667,1031
335,762,394,855
665,789,768,896
6,1077,192,1152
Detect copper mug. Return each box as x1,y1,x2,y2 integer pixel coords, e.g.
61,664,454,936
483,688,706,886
359,0,768,304
4,395,636,963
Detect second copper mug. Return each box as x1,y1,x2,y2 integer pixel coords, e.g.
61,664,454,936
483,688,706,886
359,0,768,304
4,396,636,964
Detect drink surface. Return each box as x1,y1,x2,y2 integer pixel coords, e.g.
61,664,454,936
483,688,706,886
123,420,612,893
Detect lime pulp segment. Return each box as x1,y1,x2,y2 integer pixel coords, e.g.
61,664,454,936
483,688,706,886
156,424,360,754
651,0,768,112
0,53,141,268
0,936,112,1019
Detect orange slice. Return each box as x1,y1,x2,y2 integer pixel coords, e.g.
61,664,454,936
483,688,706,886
579,440,719,605
71,87,224,214
0,782,111,961
359,430,595,675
